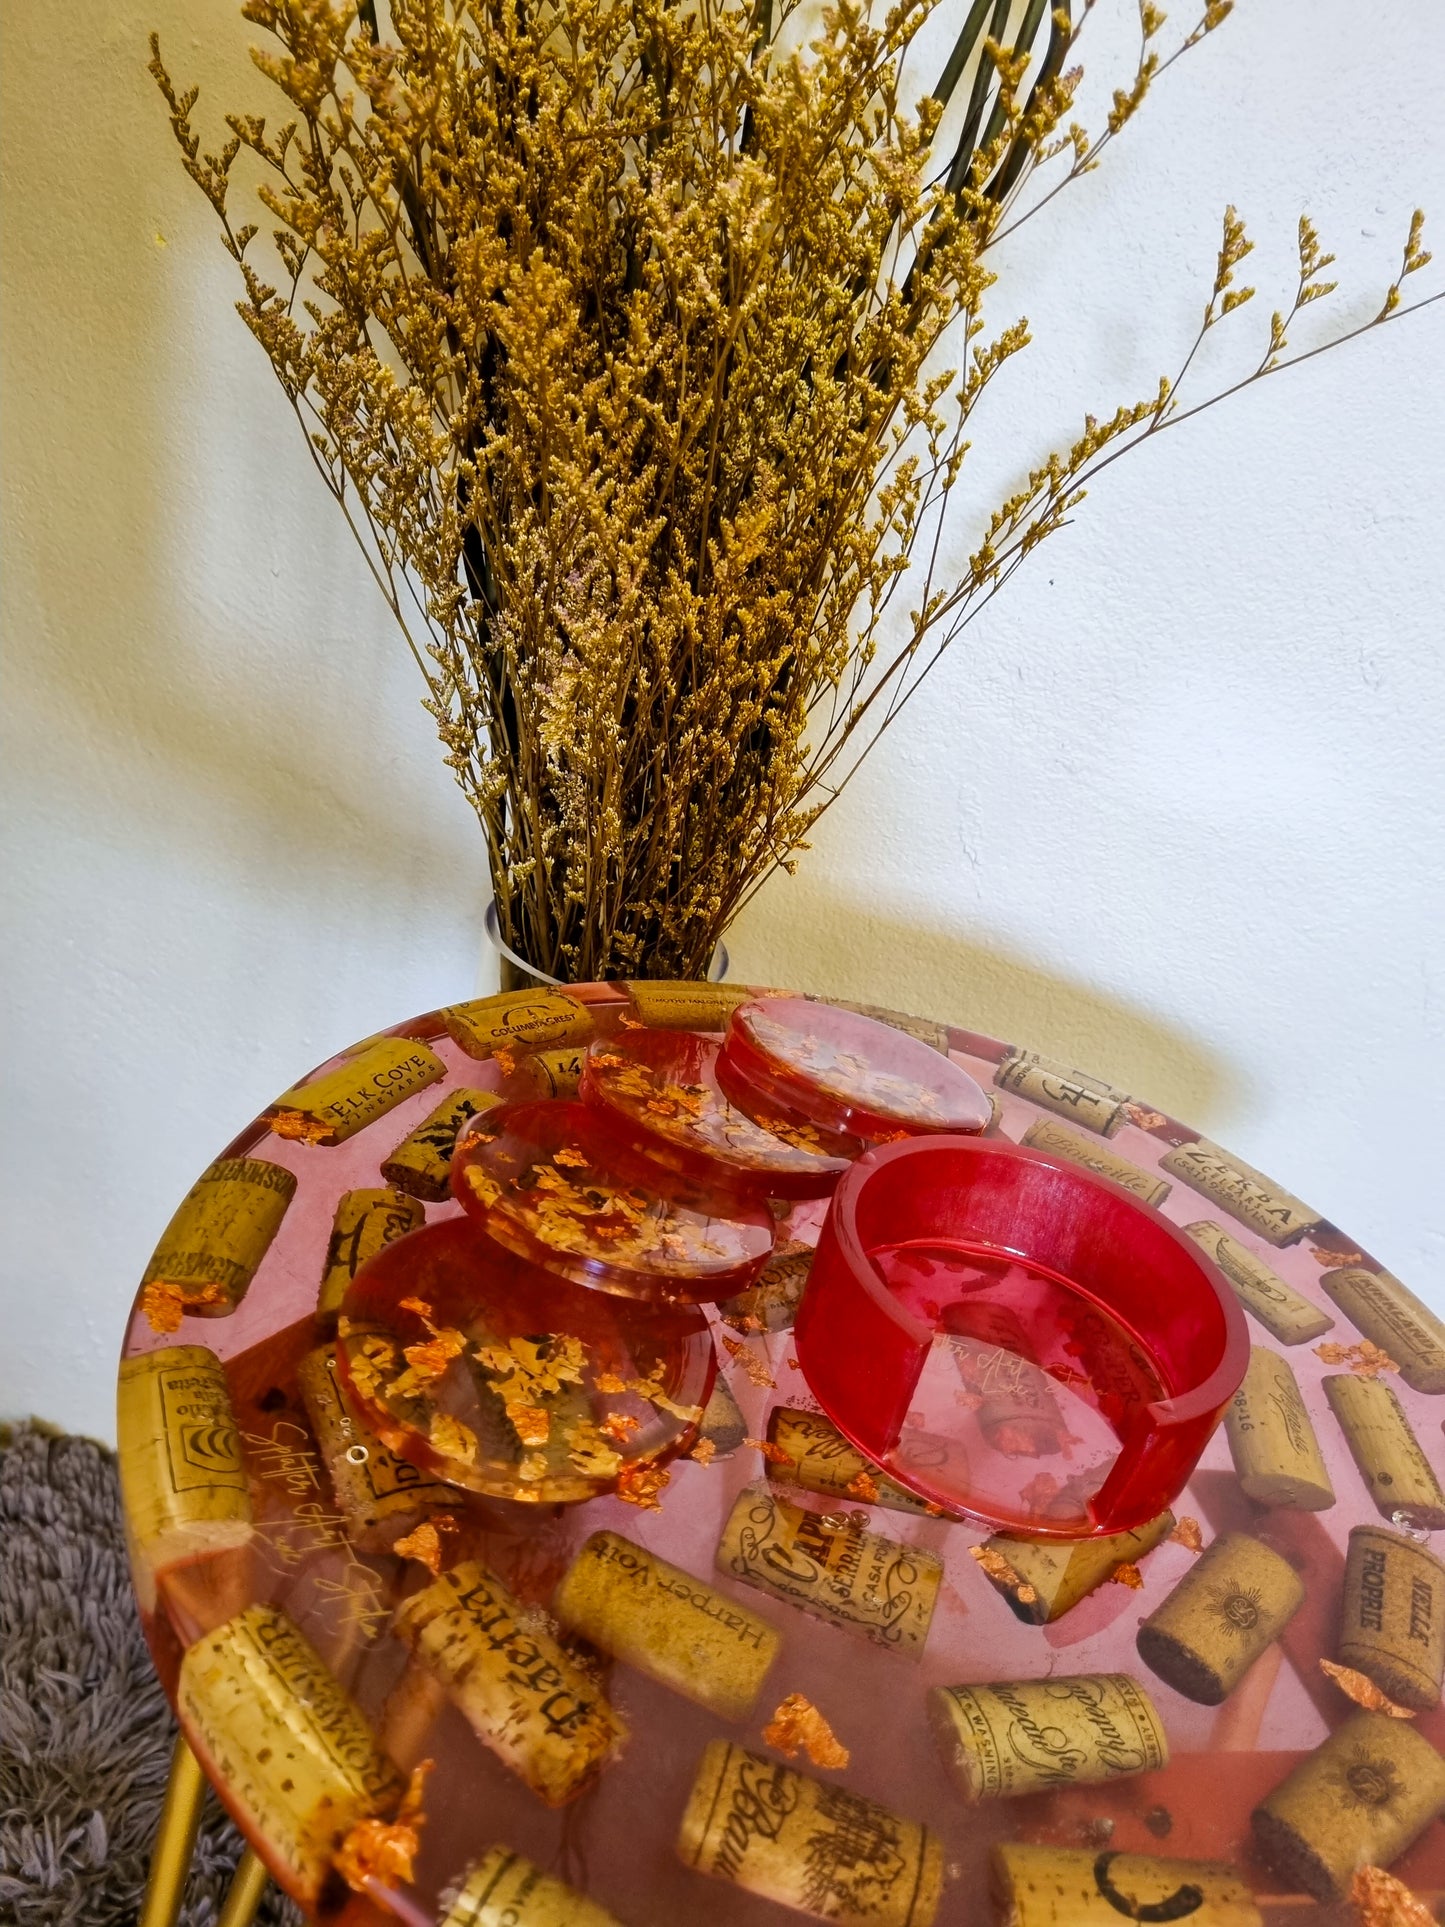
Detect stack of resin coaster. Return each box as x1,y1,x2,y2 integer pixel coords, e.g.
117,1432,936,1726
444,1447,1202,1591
337,997,992,1511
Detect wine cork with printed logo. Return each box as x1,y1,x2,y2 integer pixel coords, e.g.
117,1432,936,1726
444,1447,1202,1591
442,1847,624,1927
996,1052,1131,1137
177,1603,403,1905
721,1243,812,1335
764,1407,937,1517
381,1088,499,1201
1320,1267,1445,1395
296,1345,453,1552
929,1674,1168,1803
1182,1222,1334,1345
626,981,755,1028
1251,1709,1445,1898
266,1037,446,1145
1020,1119,1170,1208
316,1188,426,1328
392,1560,624,1805
716,1485,941,1658
141,1158,296,1318
1339,1526,1445,1712
1135,1532,1304,1704
552,1530,779,1720
516,1046,587,1099
1224,1347,1335,1510
1159,1139,1320,1247
977,1512,1176,1626
117,1346,252,1596
677,1739,943,1927
441,990,593,1059
990,1844,1262,1927
1323,1375,1445,1530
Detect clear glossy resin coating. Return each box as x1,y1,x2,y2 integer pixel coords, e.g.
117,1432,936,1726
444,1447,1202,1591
721,996,991,1141
337,1217,716,1502
451,1098,776,1303
796,1135,1251,1535
579,1028,853,1199
115,987,1445,1924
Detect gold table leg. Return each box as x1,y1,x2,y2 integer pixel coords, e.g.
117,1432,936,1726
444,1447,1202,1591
139,1733,206,1927
217,1847,271,1927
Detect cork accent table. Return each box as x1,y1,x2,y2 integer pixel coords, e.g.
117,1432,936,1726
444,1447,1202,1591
117,985,1445,1926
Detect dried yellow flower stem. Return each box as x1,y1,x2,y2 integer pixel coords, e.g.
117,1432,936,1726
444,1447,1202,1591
150,0,1437,978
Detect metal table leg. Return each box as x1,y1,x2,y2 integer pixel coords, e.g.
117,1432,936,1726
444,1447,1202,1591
217,1847,271,1927
138,1733,206,1927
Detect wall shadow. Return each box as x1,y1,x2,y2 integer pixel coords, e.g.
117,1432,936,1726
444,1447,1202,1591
728,876,1243,1133
2,0,482,927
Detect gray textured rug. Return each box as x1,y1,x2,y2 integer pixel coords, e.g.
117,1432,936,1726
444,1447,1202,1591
0,1421,301,1926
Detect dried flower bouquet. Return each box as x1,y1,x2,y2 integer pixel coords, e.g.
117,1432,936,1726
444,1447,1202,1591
152,0,1437,980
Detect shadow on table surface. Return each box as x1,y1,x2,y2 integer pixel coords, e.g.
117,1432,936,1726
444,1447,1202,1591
729,877,1242,1140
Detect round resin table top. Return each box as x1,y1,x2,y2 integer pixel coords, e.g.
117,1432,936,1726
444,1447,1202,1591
117,981,1445,1926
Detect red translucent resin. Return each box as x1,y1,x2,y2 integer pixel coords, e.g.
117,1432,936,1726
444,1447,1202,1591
720,997,991,1142
795,1135,1250,1536
579,1028,853,1200
338,1216,716,1502
451,1098,775,1303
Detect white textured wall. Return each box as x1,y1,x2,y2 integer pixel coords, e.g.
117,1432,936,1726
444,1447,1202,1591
3,0,1441,1442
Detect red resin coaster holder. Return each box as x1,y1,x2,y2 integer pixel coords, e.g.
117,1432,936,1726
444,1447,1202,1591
578,1027,854,1200
451,1097,775,1303
719,996,991,1142
337,1216,716,1503
795,1135,1250,1537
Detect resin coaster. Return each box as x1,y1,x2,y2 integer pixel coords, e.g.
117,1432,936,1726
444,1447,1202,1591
337,1217,716,1503
579,1027,854,1199
720,996,992,1141
451,1098,776,1303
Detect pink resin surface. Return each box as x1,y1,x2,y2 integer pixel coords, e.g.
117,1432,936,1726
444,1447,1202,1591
117,987,1445,1924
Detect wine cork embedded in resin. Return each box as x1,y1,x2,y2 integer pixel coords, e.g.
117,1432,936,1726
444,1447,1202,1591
296,1345,454,1552
717,1485,942,1658
553,1530,779,1721
1251,1710,1445,1898
1135,1532,1304,1704
316,1188,425,1327
825,997,953,1055
625,980,755,1028
441,989,593,1059
1224,1347,1335,1510
392,1560,624,1805
177,1604,403,1905
1158,1139,1319,1247
677,1739,943,1927
1181,1222,1334,1345
1339,1526,1445,1712
989,1845,1262,1927
995,1052,1132,1138
720,1245,814,1335
117,1345,252,1588
1323,1375,1445,1530
1320,1267,1445,1395
765,1407,938,1517
975,1512,1176,1626
928,1674,1168,1803
266,1036,446,1145
381,1088,499,1201
141,1157,296,1319
1019,1118,1170,1208
441,1847,625,1927
698,1373,749,1458
517,1046,588,1099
